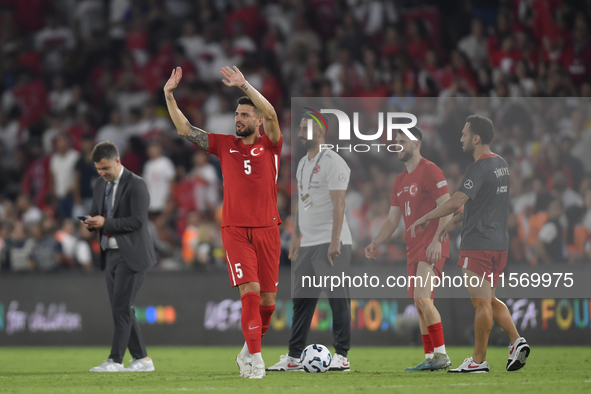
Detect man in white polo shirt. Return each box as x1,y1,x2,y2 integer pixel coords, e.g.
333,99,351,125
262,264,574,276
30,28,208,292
267,114,352,372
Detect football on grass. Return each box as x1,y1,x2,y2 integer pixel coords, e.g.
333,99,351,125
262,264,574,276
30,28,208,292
301,344,332,373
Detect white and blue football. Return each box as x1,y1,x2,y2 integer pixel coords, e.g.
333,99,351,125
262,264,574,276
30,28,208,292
301,344,332,373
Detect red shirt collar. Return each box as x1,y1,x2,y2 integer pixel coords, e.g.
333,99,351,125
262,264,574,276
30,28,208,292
476,153,498,161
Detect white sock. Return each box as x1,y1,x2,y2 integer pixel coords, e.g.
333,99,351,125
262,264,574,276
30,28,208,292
251,352,264,365
425,353,434,359
240,342,250,358
434,345,446,354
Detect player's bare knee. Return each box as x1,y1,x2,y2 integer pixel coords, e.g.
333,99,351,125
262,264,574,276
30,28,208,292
414,298,432,314
471,297,492,310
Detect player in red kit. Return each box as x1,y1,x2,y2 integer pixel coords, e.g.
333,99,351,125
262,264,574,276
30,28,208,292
365,126,453,371
164,66,282,379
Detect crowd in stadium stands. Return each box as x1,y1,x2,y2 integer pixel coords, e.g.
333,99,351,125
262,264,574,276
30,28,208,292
0,0,591,272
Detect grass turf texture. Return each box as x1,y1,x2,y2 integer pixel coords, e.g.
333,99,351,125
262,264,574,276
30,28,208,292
0,347,589,393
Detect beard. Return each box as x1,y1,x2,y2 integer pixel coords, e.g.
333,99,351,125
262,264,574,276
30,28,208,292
398,150,413,162
462,141,475,154
299,137,316,150
236,123,256,137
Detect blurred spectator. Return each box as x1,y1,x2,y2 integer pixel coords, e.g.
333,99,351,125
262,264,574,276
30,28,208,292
0,222,10,271
16,194,43,225
121,136,146,175
6,221,35,272
195,223,217,266
552,170,583,210
181,211,200,266
132,103,173,139
204,96,237,135
73,134,98,216
143,142,175,216
178,21,205,63
535,198,566,264
559,136,584,191
22,140,52,211
28,218,64,271
191,151,219,214
565,206,591,263
325,48,365,96
96,109,126,153
0,108,21,160
34,15,75,75
78,220,100,269
73,0,104,42
50,133,80,218
54,219,93,270
48,75,74,113
457,18,488,70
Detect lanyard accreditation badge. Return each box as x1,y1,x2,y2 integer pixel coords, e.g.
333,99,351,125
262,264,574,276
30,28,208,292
299,150,326,211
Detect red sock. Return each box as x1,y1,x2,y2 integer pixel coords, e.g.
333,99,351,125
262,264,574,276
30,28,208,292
422,334,434,354
427,322,445,348
241,293,262,354
260,304,276,338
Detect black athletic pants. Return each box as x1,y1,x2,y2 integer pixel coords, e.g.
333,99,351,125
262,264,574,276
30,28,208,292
288,243,351,358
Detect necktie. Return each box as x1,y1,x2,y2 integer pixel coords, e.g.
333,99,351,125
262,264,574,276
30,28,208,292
100,182,114,250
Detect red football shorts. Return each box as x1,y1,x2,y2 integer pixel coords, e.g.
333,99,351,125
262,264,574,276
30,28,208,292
222,226,281,292
407,254,446,299
457,250,508,288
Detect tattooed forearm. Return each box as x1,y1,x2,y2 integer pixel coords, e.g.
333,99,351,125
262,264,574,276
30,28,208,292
461,194,470,202
166,95,174,102
185,125,209,150
240,83,248,91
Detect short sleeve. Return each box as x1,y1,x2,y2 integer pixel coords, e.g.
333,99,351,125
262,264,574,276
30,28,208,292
458,163,486,200
538,222,558,243
165,159,176,180
326,154,350,190
391,175,401,207
424,164,449,200
207,133,221,156
262,133,283,155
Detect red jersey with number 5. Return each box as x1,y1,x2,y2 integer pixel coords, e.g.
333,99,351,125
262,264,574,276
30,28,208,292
391,158,450,264
207,133,282,228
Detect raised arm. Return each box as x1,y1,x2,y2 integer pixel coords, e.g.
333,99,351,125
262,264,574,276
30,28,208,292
164,67,209,150
220,66,281,144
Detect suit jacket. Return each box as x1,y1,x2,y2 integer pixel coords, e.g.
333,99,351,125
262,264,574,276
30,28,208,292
89,168,157,271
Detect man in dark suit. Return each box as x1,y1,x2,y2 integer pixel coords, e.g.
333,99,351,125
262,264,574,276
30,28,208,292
83,141,157,372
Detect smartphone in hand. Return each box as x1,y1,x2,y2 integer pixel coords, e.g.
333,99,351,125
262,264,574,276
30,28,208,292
77,215,88,222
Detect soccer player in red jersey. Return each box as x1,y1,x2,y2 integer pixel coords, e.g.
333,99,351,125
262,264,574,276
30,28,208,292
365,126,453,371
164,66,282,379
409,116,529,373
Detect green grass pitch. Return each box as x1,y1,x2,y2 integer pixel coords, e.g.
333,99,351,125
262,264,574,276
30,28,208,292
0,346,589,393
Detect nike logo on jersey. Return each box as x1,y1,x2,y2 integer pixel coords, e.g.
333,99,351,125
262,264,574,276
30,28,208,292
397,191,403,196
230,149,240,153
248,326,260,330
275,282,279,286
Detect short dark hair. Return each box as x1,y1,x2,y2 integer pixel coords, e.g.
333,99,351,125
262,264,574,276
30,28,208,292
237,96,261,116
91,141,119,162
466,115,494,145
397,126,423,142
